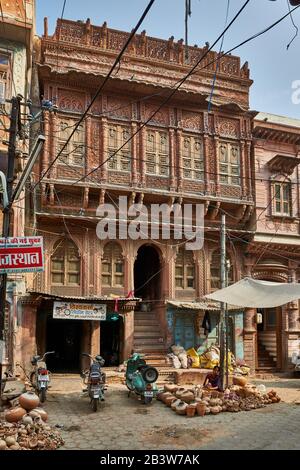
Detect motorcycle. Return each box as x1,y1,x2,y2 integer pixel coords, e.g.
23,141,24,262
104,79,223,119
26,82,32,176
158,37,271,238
81,353,106,412
30,351,55,402
125,352,159,404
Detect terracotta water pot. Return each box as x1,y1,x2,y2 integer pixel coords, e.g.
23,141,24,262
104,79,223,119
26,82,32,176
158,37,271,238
165,395,176,407
186,405,196,417
232,376,247,387
5,406,27,423
31,407,48,422
196,403,206,417
19,391,40,410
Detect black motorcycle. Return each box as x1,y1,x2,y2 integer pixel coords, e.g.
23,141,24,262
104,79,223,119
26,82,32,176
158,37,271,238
81,353,106,412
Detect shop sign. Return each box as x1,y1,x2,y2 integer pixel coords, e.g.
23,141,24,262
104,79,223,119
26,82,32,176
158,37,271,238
0,237,44,274
53,301,107,321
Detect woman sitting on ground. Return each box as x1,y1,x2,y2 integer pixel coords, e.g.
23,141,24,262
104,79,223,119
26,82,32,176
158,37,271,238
203,365,221,390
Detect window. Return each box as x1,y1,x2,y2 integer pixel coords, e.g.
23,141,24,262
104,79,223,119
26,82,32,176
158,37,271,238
58,119,85,166
182,135,204,180
210,250,233,291
219,141,240,185
146,130,169,176
51,239,80,286
272,181,291,216
102,242,124,287
0,52,11,105
107,124,131,172
175,247,195,289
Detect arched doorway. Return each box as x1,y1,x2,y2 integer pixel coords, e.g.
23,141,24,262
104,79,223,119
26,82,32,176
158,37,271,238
134,245,161,302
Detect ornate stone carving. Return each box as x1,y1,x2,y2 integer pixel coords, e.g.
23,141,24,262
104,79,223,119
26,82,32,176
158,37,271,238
180,111,202,131
218,118,239,138
107,96,131,120
144,104,169,125
58,90,85,112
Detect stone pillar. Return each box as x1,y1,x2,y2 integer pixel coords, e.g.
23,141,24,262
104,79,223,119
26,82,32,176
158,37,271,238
176,129,183,191
123,310,134,359
140,126,146,186
203,134,209,193
91,321,101,357
100,117,108,182
131,121,138,186
42,112,50,174
15,301,38,370
214,136,220,194
246,141,252,198
85,115,92,173
169,128,176,190
240,140,246,197
50,112,57,179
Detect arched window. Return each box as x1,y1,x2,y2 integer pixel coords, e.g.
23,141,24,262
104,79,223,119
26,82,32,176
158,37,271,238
102,242,124,287
210,250,233,290
175,247,195,289
51,239,80,286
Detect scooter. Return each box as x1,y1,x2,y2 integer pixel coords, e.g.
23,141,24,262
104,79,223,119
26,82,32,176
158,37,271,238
81,353,106,412
30,351,55,402
125,352,159,404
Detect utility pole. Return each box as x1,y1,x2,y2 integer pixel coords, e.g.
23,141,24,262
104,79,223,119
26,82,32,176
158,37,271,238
0,95,21,394
219,213,226,391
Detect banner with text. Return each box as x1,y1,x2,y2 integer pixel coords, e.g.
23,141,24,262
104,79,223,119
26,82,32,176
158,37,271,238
53,301,107,321
0,236,44,274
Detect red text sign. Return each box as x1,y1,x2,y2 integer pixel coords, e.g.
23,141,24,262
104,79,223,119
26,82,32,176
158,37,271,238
0,237,44,273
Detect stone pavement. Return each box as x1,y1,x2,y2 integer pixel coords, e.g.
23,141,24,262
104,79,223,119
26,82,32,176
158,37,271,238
44,374,300,450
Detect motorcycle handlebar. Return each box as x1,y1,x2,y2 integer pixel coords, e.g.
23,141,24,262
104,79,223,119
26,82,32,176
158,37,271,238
41,351,55,361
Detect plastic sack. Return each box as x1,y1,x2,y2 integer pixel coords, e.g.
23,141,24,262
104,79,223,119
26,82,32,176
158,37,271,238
178,352,188,369
167,353,181,369
186,348,200,368
171,344,185,356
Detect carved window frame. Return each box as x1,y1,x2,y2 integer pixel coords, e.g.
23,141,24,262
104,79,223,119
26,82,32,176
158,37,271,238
57,117,85,167
145,128,169,177
218,140,240,186
102,242,124,288
182,133,204,180
175,247,195,290
271,178,292,217
0,50,12,108
107,122,131,172
51,239,81,286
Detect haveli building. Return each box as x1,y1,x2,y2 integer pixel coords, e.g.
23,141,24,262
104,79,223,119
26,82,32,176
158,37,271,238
11,16,300,375
0,0,35,369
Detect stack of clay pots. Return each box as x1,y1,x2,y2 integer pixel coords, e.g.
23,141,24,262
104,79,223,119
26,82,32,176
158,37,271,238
0,391,64,450
157,382,282,417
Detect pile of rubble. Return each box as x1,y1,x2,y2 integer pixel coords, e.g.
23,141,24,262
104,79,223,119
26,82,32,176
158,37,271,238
157,383,281,417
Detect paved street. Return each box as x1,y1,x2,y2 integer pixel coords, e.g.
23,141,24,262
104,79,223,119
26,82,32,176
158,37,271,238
44,375,300,450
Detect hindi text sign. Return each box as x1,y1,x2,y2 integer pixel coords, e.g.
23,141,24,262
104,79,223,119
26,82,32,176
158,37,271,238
53,302,107,321
0,237,44,274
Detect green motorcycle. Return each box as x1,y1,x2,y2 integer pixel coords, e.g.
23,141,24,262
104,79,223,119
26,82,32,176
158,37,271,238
125,353,159,404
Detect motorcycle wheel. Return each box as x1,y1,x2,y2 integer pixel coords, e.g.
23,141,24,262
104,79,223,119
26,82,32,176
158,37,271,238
39,388,46,403
91,398,98,412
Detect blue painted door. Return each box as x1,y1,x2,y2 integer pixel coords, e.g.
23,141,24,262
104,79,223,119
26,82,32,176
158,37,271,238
174,313,195,350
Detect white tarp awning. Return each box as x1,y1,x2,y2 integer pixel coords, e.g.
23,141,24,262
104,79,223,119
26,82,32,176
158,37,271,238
205,277,300,308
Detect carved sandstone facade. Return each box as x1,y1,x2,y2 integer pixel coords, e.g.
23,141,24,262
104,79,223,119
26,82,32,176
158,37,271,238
17,17,255,371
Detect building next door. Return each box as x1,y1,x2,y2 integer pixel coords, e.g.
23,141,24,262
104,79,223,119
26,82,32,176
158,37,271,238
257,307,282,370
174,312,196,350
46,317,83,372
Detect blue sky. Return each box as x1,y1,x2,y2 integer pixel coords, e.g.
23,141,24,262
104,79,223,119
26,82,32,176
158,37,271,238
36,0,300,118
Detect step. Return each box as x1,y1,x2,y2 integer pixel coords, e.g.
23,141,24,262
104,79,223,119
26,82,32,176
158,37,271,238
134,319,159,327
134,312,157,320
133,345,166,352
134,325,161,333
134,332,163,339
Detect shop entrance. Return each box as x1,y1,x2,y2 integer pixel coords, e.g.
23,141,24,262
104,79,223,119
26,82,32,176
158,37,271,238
134,244,161,302
257,307,281,369
100,316,123,366
46,318,83,372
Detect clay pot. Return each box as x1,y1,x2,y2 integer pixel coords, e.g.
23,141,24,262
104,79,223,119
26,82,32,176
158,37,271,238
196,403,206,417
19,392,40,411
31,408,48,422
175,402,187,415
5,406,27,423
186,405,196,417
232,376,247,387
161,392,173,404
180,391,195,403
171,399,182,411
164,384,178,394
165,395,176,407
